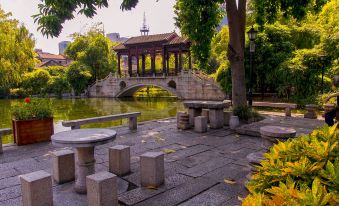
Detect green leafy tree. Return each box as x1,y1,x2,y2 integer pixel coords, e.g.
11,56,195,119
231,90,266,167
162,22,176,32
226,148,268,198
66,62,92,95
22,69,51,95
65,30,118,82
34,0,328,107
47,76,71,98
0,7,36,96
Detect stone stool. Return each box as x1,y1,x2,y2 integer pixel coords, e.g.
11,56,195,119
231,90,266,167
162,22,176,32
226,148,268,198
19,170,53,206
109,145,130,176
87,171,118,206
223,111,233,126
194,116,208,133
260,126,296,149
177,112,190,130
285,107,292,117
140,152,165,188
209,108,224,129
201,109,210,123
51,149,75,184
304,104,318,119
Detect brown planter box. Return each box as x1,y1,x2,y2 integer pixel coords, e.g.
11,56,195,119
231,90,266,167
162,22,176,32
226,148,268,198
12,118,54,146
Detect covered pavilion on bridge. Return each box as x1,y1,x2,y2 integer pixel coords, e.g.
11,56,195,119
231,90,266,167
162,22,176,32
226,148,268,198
113,32,192,77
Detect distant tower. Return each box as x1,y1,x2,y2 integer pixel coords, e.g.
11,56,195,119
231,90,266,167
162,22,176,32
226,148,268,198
58,41,71,55
140,12,149,36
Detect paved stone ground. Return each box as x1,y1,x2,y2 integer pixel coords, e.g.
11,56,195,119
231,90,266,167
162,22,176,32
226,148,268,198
0,115,325,206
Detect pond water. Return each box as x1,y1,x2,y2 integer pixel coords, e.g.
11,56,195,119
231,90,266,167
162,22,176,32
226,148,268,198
0,97,184,144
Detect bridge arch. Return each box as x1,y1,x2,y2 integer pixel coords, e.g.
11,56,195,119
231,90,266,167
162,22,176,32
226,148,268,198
115,83,180,98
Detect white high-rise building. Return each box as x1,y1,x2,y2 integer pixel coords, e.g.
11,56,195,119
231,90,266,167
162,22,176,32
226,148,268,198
58,41,71,55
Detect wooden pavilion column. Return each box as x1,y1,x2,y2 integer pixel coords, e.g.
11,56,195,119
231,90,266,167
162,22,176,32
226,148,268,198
136,55,140,77
162,47,167,75
166,52,170,75
141,54,146,76
174,52,178,74
151,49,156,76
117,54,121,76
179,49,183,72
128,53,132,77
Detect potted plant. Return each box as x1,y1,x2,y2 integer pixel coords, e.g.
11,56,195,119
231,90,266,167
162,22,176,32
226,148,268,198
11,98,54,145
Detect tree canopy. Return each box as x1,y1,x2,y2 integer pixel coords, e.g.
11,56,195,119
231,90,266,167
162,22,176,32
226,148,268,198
64,29,118,81
0,7,36,95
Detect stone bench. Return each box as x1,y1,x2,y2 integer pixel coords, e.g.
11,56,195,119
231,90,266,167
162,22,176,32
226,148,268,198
253,101,297,116
62,112,141,130
0,128,12,154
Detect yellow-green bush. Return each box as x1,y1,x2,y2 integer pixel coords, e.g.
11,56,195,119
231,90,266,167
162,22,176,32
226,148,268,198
243,124,339,206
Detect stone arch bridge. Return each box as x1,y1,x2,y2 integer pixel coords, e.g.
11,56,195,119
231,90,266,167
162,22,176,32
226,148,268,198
88,71,225,100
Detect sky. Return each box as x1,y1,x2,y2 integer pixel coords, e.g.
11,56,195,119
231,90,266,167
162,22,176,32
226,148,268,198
0,0,177,54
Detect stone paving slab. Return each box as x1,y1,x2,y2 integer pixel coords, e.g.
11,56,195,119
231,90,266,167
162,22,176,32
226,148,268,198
134,177,218,206
0,115,323,206
180,157,233,178
178,183,246,206
119,174,192,206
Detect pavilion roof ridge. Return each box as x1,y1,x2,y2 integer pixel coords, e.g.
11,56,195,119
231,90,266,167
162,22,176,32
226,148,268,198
122,32,178,45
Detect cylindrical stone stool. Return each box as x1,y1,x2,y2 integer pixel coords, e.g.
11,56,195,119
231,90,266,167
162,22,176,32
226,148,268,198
229,116,240,130
260,126,296,149
304,104,318,119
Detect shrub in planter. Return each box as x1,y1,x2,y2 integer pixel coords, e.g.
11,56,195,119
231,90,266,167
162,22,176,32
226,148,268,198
11,98,54,145
243,124,338,206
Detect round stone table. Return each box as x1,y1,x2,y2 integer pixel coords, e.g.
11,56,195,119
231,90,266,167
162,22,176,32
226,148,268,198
51,129,117,194
260,126,296,148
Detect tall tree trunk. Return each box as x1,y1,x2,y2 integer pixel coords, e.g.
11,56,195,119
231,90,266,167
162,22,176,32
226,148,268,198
225,0,247,107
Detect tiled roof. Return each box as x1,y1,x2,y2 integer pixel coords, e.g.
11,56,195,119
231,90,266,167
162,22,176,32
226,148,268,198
114,43,127,50
166,36,190,45
123,32,177,45
37,52,67,60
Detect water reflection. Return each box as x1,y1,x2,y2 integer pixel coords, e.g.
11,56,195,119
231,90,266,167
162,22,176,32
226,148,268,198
0,97,184,144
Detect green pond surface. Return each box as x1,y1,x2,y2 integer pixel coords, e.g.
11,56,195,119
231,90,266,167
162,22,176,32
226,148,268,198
0,97,184,144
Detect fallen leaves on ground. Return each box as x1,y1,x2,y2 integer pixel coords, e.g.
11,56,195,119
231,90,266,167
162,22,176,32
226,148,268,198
161,149,176,154
224,178,237,185
146,186,158,190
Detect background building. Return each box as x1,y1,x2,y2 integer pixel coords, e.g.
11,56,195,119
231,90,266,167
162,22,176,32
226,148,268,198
58,41,71,55
35,49,70,67
106,33,128,43
217,3,228,31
